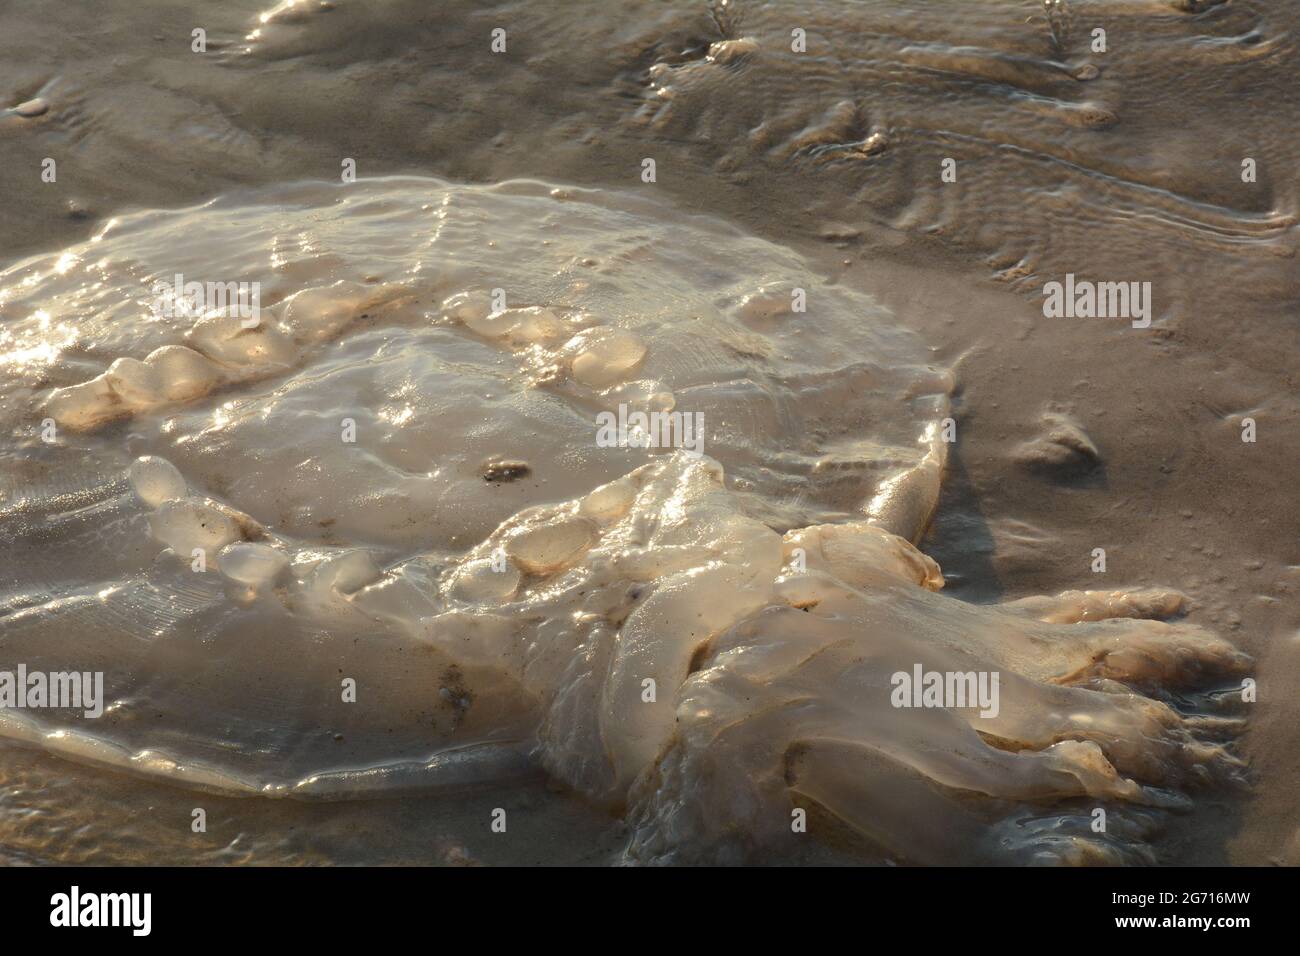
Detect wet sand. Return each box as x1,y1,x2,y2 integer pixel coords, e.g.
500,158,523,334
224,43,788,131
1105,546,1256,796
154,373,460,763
0,0,1296,865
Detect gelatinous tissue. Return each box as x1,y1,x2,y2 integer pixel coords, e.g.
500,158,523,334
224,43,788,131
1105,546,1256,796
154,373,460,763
0,178,1246,863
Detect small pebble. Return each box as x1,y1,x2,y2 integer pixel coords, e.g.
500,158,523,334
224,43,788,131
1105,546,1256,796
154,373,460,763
12,98,48,118
857,131,889,156
482,460,532,484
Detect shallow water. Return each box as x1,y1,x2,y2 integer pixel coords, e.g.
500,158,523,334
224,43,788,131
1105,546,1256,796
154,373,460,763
0,0,1296,865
